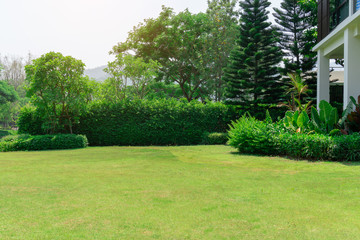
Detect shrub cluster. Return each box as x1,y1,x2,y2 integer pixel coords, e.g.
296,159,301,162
18,99,239,146
0,134,88,152
228,115,360,161
0,130,16,139
202,132,228,145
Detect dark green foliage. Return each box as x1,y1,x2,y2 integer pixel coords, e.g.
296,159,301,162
17,105,45,135
227,115,280,155
330,133,360,161
223,0,284,109
277,133,332,160
18,99,239,146
75,99,238,146
0,134,88,152
237,105,287,121
273,0,317,102
202,132,228,145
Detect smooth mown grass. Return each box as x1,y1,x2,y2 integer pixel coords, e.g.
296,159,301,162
0,145,360,239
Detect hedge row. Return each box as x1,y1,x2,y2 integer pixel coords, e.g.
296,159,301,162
228,115,360,161
18,99,240,146
0,134,88,152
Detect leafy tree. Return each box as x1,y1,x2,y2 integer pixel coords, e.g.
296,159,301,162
206,0,239,101
25,52,92,134
273,0,317,101
112,7,215,102
223,0,283,110
103,53,160,102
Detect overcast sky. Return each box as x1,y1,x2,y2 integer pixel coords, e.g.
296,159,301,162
0,0,281,69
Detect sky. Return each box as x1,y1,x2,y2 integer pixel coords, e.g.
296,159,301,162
0,0,281,69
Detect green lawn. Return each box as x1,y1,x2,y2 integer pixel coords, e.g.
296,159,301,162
0,146,360,239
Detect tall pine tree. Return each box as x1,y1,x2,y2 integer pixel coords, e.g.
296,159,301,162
223,0,283,111
273,0,317,101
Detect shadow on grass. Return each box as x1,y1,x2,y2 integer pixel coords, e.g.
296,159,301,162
229,151,360,166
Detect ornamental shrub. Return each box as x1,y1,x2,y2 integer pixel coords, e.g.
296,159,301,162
0,134,88,152
227,115,281,155
228,114,360,161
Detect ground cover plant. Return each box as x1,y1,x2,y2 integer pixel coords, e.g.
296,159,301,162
0,146,360,239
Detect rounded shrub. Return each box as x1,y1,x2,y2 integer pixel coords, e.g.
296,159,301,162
228,115,280,155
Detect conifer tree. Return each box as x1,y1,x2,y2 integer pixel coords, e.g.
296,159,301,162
223,0,283,111
273,0,317,101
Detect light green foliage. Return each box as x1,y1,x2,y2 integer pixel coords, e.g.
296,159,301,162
310,100,340,135
2,146,360,238
228,115,279,154
103,53,161,101
283,73,312,112
25,52,93,134
280,101,341,135
206,0,239,101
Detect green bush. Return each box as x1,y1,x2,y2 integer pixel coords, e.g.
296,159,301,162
202,132,228,145
228,115,360,161
277,133,333,160
330,133,360,161
0,130,17,139
0,134,88,152
17,105,45,135
228,115,280,155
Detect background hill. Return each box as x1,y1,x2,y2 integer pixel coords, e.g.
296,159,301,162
84,65,108,82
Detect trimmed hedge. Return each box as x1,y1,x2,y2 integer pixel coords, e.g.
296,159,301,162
228,115,360,161
18,99,239,146
202,132,228,145
0,134,88,152
76,99,239,146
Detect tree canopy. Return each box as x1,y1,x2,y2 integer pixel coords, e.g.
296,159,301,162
25,52,92,134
